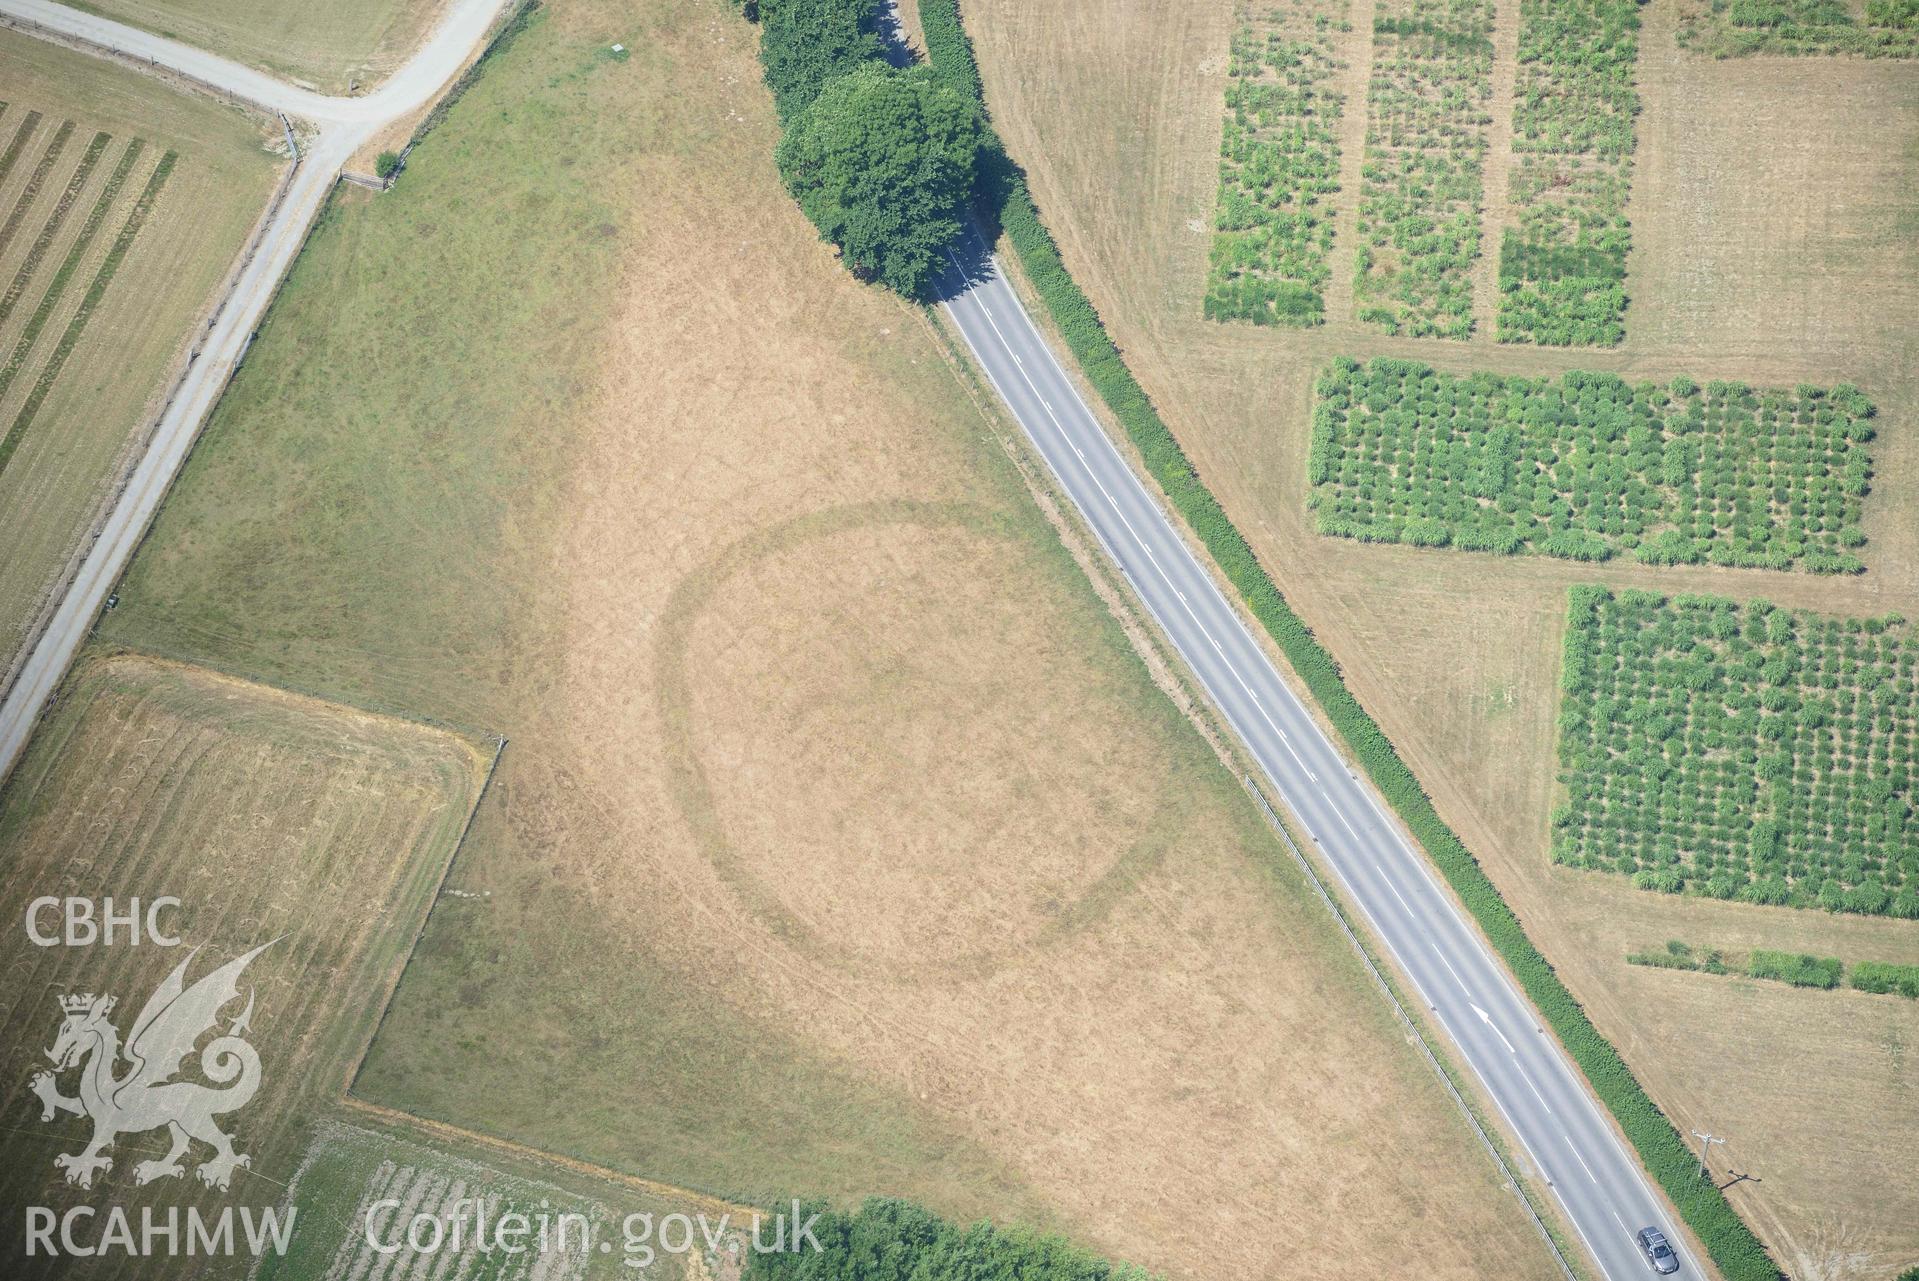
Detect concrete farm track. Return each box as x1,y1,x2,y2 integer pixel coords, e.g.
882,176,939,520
0,0,511,780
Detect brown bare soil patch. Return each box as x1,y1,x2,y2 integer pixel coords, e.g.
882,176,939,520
960,0,1919,1271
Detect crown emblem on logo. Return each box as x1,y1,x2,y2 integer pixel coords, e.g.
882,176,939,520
59,993,112,1015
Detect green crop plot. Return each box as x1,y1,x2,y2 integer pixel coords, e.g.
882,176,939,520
1204,0,1350,327
1309,358,1877,571
1496,0,1642,347
1353,0,1494,339
1555,588,1919,918
1676,0,1919,58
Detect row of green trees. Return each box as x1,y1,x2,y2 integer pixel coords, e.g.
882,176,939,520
1310,358,1876,571
1746,948,1845,987
915,6,1784,1275
1495,0,1643,347
1627,941,1919,997
1203,13,1347,327
745,1199,1152,1281
1677,0,1919,56
743,0,986,297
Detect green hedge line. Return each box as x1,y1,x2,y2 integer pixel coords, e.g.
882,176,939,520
745,1198,1152,1281
1746,950,1843,989
916,3,1782,1277
1851,960,1919,998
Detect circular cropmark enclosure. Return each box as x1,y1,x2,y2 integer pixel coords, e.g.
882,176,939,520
654,501,1180,981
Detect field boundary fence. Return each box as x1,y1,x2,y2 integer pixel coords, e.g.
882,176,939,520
340,733,508,1098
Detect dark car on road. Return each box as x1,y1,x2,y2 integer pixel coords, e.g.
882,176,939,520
1637,1226,1680,1274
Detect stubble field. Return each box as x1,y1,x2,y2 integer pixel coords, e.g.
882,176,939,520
0,652,489,1278
88,1,1560,1278
957,0,1919,1273
0,30,277,697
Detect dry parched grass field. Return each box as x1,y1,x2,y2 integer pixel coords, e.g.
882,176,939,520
82,0,448,93
0,30,277,694
95,1,1558,1278
959,0,1919,1273
0,652,489,1279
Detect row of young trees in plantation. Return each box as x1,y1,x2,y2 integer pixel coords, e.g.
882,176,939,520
1495,0,1643,347
742,0,987,297
1555,588,1919,918
1677,0,1919,58
1630,939,1919,997
1309,358,1876,571
1352,0,1496,338
1203,3,1350,327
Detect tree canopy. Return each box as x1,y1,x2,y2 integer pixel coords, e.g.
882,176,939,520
745,1198,1152,1281
775,62,984,298
758,0,886,122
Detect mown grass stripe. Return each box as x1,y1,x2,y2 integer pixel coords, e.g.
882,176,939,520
917,2,1783,1276
0,127,110,332
0,115,65,263
0,137,139,413
0,151,175,480
0,107,36,192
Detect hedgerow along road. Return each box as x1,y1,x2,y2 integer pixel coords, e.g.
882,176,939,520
0,0,511,782
936,224,1699,1281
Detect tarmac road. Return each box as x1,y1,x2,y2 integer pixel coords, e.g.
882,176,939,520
937,227,1700,1281
0,0,508,780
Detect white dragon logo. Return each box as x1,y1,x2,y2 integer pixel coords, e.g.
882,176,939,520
28,942,274,1191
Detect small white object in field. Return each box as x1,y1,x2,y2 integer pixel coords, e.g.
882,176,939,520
612,42,625,52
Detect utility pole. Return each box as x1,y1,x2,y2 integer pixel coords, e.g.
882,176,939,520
1691,1129,1725,1180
